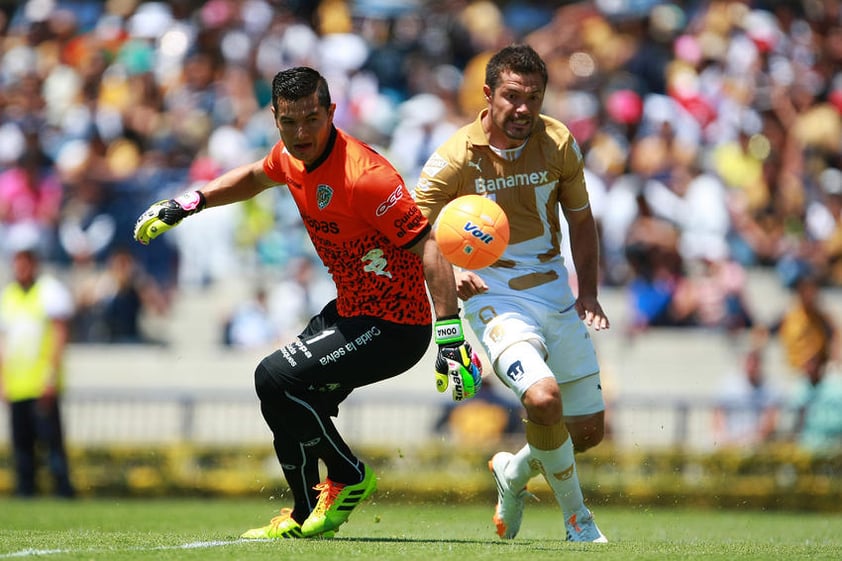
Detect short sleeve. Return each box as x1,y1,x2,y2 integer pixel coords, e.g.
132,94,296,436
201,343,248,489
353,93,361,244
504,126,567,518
262,141,289,185
353,164,429,248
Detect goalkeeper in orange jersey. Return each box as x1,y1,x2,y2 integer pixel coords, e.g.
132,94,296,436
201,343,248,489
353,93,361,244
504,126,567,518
414,44,610,543
134,66,481,539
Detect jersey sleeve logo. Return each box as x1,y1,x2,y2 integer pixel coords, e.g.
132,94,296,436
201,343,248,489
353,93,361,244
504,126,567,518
317,184,334,209
420,152,448,178
375,184,404,216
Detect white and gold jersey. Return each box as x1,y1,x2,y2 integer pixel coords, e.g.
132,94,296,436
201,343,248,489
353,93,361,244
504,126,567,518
414,109,589,309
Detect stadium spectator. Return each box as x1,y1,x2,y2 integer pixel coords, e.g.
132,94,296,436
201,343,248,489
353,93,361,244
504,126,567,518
221,285,278,350
132,66,478,540
1,1,840,305
0,131,63,260
768,267,840,380
713,347,780,448
788,361,842,454
71,246,169,344
415,44,610,543
0,235,75,498
804,166,842,287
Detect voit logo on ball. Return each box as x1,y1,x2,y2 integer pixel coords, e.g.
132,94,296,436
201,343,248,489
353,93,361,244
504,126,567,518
435,194,510,270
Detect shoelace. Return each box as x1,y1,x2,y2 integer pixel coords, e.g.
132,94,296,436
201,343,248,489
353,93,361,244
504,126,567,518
312,480,344,514
269,508,294,529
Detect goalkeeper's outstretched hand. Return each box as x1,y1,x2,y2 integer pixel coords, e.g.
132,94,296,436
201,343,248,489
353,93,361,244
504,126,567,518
134,191,206,245
434,317,482,401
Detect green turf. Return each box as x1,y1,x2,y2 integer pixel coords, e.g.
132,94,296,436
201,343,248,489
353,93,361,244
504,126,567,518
1,498,840,560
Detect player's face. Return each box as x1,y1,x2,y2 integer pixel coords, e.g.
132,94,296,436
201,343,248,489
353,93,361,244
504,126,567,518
272,92,336,165
484,70,545,149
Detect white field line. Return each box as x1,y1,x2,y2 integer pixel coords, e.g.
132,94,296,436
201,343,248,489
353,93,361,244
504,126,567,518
0,539,257,558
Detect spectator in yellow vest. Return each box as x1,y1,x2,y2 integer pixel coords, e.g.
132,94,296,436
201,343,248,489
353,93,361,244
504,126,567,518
0,244,75,498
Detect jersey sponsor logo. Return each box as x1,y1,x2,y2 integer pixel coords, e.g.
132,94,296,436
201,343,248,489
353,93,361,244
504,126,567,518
421,153,448,178
376,184,404,216
474,170,550,194
317,184,334,209
361,248,393,278
303,214,340,234
393,206,424,239
467,157,482,172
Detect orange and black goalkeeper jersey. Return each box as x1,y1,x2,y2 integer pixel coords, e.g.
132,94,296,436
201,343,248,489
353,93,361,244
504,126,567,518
263,127,432,326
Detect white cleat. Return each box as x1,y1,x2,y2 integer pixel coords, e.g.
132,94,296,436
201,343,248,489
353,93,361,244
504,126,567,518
488,452,530,539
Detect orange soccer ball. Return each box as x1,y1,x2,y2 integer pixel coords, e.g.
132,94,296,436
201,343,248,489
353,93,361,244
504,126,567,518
434,195,509,269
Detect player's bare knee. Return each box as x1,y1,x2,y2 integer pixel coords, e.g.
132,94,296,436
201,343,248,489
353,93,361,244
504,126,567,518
522,381,562,425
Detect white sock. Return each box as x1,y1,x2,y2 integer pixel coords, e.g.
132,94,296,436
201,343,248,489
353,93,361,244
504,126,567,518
504,444,540,490
528,435,584,519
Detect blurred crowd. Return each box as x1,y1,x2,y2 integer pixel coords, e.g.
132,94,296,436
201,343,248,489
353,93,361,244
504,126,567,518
0,0,841,350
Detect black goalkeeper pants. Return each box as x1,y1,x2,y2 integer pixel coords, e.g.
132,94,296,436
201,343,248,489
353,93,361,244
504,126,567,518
254,299,430,522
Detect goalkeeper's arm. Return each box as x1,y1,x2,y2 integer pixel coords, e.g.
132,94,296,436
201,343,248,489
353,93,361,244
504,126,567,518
133,160,275,245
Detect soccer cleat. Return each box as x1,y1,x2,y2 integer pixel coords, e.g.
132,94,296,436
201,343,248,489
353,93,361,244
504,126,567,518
488,451,530,539
300,464,377,537
565,508,607,543
240,508,335,539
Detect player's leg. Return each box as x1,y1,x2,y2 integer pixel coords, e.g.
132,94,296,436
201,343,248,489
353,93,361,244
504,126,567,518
497,343,606,542
294,316,429,536
546,311,608,542
245,301,429,537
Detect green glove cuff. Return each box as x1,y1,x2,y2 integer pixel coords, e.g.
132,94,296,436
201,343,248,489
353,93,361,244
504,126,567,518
435,318,464,345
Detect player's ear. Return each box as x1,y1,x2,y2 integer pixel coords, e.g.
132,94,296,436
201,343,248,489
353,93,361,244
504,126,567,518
483,84,492,102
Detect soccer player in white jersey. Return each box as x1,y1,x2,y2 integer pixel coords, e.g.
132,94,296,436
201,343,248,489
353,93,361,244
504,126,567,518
414,44,610,543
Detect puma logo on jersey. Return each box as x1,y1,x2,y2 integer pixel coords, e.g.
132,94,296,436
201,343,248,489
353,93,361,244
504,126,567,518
468,158,482,172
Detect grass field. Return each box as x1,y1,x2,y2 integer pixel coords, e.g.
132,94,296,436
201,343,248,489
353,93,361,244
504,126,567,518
2,498,840,561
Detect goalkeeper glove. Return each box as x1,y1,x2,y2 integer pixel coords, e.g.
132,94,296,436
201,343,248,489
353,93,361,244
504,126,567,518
134,191,206,245
435,316,482,401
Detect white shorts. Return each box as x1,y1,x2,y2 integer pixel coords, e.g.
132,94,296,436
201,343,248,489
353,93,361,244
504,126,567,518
464,294,604,416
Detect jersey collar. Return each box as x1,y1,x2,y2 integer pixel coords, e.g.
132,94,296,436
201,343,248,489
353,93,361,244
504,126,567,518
304,125,338,173
465,110,490,147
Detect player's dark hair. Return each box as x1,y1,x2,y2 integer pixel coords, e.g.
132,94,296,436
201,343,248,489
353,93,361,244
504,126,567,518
485,44,548,93
271,67,332,112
